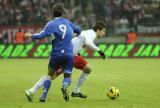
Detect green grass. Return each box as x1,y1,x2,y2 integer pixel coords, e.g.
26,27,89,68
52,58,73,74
0,59,160,108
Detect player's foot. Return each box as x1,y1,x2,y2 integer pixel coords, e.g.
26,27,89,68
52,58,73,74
61,87,69,101
25,90,33,102
39,97,46,102
71,92,87,98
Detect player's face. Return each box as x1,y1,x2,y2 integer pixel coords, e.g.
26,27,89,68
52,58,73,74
97,28,106,39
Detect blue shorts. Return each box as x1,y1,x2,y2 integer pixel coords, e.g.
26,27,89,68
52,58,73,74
48,53,74,74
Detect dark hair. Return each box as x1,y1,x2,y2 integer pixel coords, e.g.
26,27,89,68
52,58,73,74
52,3,64,17
93,20,106,31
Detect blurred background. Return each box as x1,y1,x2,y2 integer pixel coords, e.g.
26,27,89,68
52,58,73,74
0,0,160,58
0,1,160,107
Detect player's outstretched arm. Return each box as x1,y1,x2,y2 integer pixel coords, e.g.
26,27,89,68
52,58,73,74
98,50,106,60
24,33,32,37
86,41,106,60
86,42,106,60
25,22,52,40
31,31,49,39
24,31,47,39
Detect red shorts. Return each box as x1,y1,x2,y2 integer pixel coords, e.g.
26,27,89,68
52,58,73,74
74,55,87,69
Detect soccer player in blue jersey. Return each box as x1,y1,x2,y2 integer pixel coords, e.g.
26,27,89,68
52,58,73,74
24,3,81,102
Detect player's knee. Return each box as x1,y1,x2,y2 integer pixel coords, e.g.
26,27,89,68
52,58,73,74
48,68,56,78
83,67,92,74
87,68,92,74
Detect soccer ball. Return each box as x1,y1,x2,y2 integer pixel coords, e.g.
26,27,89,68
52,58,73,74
107,87,120,99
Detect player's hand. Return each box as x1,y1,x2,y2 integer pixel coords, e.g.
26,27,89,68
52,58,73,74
98,50,106,60
24,33,32,37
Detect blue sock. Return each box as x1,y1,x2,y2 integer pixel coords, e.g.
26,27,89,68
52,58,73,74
62,77,71,90
41,79,51,99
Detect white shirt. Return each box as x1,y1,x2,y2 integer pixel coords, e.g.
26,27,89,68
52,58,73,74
72,29,100,55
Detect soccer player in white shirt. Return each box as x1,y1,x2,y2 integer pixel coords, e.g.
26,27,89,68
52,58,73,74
25,21,106,101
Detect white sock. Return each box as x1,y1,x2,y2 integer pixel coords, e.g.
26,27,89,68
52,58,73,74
28,75,47,94
73,72,88,93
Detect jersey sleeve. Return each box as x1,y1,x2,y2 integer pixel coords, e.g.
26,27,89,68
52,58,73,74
69,22,81,35
32,22,53,39
85,37,100,51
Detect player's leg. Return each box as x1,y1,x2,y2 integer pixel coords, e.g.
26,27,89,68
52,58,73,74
25,68,63,102
72,55,91,98
39,68,56,102
52,68,63,79
61,73,71,101
25,75,47,102
28,75,47,94
26,68,63,95
39,56,59,102
72,64,91,98
61,54,74,101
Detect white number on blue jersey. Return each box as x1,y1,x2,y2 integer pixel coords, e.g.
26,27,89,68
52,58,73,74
59,24,67,39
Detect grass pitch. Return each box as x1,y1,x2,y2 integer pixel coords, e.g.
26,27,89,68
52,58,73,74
0,59,160,108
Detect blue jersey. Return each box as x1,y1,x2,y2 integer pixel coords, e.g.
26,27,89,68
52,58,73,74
32,17,81,55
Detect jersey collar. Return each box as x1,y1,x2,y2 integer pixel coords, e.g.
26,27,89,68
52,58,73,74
54,17,62,20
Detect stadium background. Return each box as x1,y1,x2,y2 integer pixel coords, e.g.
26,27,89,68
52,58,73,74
0,0,160,58
0,0,160,108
